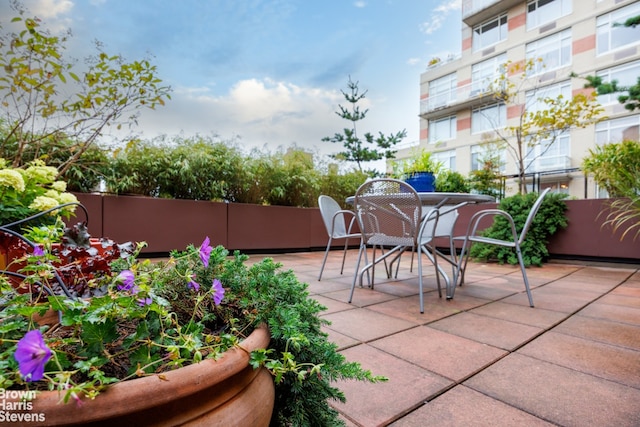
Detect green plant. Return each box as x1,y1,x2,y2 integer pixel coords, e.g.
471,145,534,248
469,191,568,266
435,170,470,193
392,148,443,178
582,139,640,240
468,157,503,199
0,6,170,175
0,159,78,230
0,228,384,425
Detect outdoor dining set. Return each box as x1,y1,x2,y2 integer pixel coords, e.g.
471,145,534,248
318,178,551,313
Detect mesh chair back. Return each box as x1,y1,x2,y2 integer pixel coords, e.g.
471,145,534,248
318,195,348,238
354,179,422,247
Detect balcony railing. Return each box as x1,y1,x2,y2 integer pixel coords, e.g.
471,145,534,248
527,155,572,172
462,0,496,18
461,0,521,27
420,81,498,117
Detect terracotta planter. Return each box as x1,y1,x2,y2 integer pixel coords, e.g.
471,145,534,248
7,325,274,426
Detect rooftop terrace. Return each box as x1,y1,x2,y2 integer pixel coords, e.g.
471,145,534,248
258,250,640,426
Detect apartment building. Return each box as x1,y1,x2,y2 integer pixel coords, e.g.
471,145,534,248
407,0,640,198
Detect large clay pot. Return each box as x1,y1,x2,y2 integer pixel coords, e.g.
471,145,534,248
7,325,274,426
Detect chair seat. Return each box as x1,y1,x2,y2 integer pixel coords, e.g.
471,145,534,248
367,234,414,247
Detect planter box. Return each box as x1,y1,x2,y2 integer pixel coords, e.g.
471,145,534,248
72,194,639,262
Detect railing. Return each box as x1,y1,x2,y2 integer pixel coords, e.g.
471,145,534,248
527,155,572,172
421,81,497,115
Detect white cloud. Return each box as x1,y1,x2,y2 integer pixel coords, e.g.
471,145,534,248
420,0,461,35
133,78,350,156
354,1,367,8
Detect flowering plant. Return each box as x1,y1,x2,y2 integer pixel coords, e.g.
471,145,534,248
0,230,384,424
0,159,78,230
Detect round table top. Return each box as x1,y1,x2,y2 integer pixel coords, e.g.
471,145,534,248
345,192,495,206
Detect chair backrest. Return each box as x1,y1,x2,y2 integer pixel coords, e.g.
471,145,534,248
318,195,349,238
518,187,552,244
354,179,422,245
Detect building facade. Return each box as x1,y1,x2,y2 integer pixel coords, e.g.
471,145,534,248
407,0,640,198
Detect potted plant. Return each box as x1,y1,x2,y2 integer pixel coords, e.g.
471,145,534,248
393,149,443,192
0,222,384,425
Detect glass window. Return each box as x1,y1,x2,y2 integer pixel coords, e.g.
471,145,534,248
597,2,640,55
472,103,506,134
473,14,508,52
428,73,457,110
525,80,571,114
526,29,572,74
525,134,570,172
433,150,456,171
471,144,506,172
595,115,640,144
471,53,507,95
428,116,456,143
527,0,572,30
595,60,640,105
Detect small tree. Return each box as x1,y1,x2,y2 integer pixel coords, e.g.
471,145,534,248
0,2,171,176
323,76,405,173
485,59,604,194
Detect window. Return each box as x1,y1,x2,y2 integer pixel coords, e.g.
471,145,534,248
595,60,640,105
433,150,456,171
525,80,571,114
428,73,456,110
595,115,640,144
527,0,572,30
472,103,506,134
471,145,506,172
597,2,640,55
473,14,507,52
524,134,570,172
526,29,571,74
428,116,456,143
471,53,507,95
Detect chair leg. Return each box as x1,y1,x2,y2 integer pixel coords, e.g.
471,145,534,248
318,237,333,281
340,238,350,275
349,242,366,303
451,239,472,299
417,244,425,313
515,244,535,307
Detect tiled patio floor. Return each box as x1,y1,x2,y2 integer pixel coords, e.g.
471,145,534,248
256,249,640,427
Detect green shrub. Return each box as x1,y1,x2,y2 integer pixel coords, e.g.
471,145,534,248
319,167,368,209
469,191,568,266
436,170,470,193
582,140,640,240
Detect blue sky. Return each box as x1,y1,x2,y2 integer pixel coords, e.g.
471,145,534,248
3,0,462,164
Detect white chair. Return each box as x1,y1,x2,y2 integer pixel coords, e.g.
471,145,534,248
453,188,552,307
349,179,441,313
317,195,361,281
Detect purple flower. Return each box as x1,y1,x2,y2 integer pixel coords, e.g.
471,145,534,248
188,280,200,292
32,246,45,256
137,297,152,307
14,330,52,382
199,237,212,268
117,270,135,291
211,279,225,306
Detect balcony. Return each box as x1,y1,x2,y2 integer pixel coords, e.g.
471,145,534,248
527,154,572,172
462,0,522,27
420,81,497,119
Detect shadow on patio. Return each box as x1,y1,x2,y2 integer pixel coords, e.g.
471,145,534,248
256,249,640,427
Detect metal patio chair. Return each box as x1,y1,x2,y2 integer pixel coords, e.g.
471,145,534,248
453,188,552,307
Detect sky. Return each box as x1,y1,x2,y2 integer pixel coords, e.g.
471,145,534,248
1,0,462,168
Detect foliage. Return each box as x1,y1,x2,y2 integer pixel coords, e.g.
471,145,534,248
487,59,604,194
0,4,171,176
391,148,443,177
0,159,77,230
582,140,640,240
469,191,568,266
319,166,368,209
0,229,385,426
323,76,405,173
435,170,470,193
468,156,503,199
